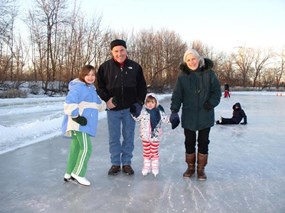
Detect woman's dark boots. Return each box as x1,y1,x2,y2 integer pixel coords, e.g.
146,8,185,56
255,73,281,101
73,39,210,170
183,153,196,177
197,153,208,180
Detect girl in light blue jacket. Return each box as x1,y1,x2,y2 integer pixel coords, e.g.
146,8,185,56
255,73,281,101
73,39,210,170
62,65,106,186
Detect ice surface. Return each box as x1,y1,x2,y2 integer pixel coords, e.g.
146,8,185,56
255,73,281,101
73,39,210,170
0,92,284,213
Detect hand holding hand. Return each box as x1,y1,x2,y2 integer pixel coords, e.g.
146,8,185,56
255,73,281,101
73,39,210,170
130,103,143,117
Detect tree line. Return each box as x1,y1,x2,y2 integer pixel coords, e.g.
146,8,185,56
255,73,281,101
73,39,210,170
1,0,284,96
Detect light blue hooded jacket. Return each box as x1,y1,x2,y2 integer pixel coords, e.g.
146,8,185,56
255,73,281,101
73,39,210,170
61,78,106,137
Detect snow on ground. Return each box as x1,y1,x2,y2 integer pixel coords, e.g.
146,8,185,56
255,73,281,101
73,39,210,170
0,94,171,154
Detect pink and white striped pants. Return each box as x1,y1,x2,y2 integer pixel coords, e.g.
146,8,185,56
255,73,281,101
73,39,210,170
142,140,159,160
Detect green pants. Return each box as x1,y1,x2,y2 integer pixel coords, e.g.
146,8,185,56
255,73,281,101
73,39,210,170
66,131,92,177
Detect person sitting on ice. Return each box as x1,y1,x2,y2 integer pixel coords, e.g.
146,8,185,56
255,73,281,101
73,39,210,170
216,102,247,125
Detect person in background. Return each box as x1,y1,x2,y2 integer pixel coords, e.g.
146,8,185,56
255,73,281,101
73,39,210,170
170,49,221,180
216,102,247,125
96,39,147,176
224,83,230,98
62,65,106,186
131,93,170,177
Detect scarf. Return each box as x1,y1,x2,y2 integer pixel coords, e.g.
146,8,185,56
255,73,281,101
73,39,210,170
146,108,161,132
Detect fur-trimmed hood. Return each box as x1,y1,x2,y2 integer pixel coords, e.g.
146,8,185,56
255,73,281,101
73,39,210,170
179,58,214,74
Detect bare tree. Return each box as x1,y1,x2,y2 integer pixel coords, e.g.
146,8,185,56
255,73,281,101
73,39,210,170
27,0,67,94
191,40,214,58
273,49,285,89
0,0,17,44
131,29,186,91
252,49,272,88
129,29,155,87
27,9,47,83
2,0,284,94
59,6,109,83
12,35,26,81
260,67,275,90
214,53,235,86
0,0,18,81
232,47,255,87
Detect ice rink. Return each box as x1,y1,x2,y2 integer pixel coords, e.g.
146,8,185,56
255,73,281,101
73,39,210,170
0,92,285,213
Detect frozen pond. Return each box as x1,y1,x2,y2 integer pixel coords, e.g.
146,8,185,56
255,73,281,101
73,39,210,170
0,92,284,212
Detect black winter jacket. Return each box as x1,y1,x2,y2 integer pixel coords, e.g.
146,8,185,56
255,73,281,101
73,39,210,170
232,102,247,124
96,58,147,110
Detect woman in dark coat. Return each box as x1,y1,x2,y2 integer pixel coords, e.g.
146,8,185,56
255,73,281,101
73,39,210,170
216,102,247,125
170,49,221,180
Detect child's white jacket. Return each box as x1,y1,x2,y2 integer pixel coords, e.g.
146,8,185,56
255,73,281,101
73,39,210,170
61,78,106,137
133,93,169,142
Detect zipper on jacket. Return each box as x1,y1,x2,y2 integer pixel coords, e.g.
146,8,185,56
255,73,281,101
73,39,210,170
120,67,124,105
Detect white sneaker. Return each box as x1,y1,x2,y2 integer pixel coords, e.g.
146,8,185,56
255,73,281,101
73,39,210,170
219,116,222,123
64,173,71,182
142,159,151,176
151,159,159,177
71,173,91,186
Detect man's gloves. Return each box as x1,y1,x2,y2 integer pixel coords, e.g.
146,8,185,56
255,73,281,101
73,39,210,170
130,103,143,117
203,101,214,111
72,115,87,126
170,112,180,129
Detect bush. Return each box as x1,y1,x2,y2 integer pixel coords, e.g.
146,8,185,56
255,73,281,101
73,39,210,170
0,83,11,91
29,84,41,95
0,89,28,98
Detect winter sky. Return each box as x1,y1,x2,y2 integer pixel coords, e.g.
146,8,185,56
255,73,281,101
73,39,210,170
79,0,285,52
17,0,285,53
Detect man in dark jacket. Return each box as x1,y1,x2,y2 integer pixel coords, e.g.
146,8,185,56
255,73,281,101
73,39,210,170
216,102,247,125
96,39,147,176
170,49,221,180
